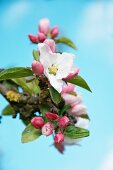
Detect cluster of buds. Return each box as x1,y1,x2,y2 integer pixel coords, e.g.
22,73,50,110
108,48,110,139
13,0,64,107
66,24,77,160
28,18,59,44
31,112,70,144
62,83,87,116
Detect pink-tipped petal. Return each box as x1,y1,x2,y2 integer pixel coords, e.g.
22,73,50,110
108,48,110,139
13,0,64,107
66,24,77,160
64,68,79,80
44,39,56,52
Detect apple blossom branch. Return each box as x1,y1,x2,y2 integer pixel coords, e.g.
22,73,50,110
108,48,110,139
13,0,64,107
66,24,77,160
0,18,90,153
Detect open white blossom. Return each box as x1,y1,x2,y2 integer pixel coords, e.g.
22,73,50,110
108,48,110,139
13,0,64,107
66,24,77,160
38,43,76,93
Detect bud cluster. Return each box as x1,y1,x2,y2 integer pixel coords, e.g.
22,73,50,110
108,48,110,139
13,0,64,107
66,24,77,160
28,18,59,44
31,112,70,144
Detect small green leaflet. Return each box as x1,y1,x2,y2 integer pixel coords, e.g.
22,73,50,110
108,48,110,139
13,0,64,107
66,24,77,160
67,75,92,92
39,104,50,115
2,104,16,116
59,104,71,116
27,79,40,94
32,50,40,61
21,123,42,143
55,36,77,50
80,114,90,120
49,87,62,105
64,125,89,139
0,67,33,80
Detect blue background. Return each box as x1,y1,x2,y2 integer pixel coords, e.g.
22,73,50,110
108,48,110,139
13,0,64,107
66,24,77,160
0,0,113,170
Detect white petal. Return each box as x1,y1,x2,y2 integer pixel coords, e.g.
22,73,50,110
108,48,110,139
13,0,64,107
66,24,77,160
47,73,63,93
56,52,74,79
38,43,57,68
75,117,89,129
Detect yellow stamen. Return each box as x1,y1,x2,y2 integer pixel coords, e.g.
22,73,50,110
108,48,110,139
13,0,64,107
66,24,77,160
48,64,58,75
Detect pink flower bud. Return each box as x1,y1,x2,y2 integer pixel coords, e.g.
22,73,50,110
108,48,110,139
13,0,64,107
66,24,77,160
45,112,59,120
28,34,38,43
44,39,56,52
54,133,64,144
64,68,79,80
50,25,59,38
38,32,46,42
31,116,44,129
38,18,50,34
71,104,87,116
61,93,82,106
32,60,44,76
58,116,69,128
61,83,75,94
42,122,53,136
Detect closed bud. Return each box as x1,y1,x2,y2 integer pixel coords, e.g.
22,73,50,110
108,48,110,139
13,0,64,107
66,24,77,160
45,112,59,120
44,39,56,52
32,60,44,76
50,25,59,38
31,116,44,129
61,93,82,106
28,34,38,43
42,122,53,136
64,68,79,80
38,32,46,42
71,104,87,116
58,116,69,128
54,133,64,144
38,18,50,34
61,83,75,94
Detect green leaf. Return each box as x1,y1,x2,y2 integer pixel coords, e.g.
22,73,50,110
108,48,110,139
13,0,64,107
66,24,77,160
22,119,31,126
64,125,89,139
2,105,16,116
32,50,39,61
0,67,33,80
55,36,77,50
21,123,42,143
67,75,92,92
80,114,90,120
49,87,62,105
59,104,71,116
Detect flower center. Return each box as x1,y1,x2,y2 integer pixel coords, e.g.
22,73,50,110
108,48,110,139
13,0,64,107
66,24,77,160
48,64,58,75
